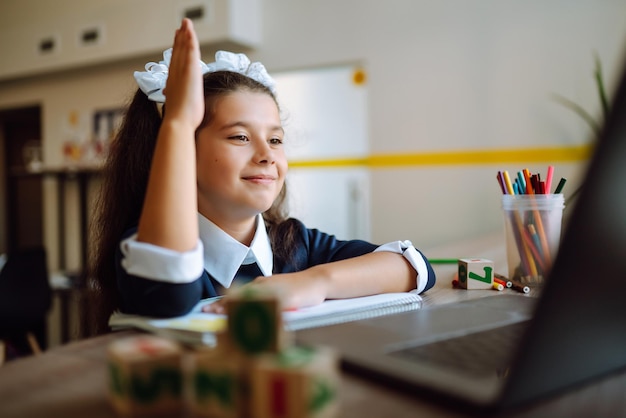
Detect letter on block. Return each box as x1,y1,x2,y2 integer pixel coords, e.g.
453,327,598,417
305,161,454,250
107,335,184,417
250,346,340,418
226,287,288,355
458,258,494,289
189,348,249,418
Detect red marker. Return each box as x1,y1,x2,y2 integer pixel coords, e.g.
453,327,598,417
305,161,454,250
494,277,512,288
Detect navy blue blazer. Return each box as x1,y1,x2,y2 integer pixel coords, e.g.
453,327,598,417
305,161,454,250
115,219,436,317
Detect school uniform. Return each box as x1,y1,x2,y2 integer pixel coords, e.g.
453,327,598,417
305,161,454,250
117,213,436,318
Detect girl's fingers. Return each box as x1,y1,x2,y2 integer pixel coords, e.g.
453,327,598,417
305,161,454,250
161,18,204,126
170,19,196,65
202,301,226,314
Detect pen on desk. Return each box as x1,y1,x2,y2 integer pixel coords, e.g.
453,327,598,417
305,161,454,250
429,258,459,265
511,281,530,294
494,276,512,288
554,177,567,194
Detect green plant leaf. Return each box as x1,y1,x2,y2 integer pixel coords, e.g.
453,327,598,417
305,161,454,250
593,52,610,120
551,93,601,135
552,52,611,140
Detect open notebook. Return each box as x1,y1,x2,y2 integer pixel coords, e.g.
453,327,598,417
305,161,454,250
108,292,422,347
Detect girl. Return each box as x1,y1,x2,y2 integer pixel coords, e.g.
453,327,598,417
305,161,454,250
89,19,435,335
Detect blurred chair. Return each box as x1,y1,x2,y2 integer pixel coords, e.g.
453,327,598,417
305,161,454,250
0,246,51,363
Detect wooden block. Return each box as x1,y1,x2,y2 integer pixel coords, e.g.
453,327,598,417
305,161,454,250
458,258,494,289
250,346,340,418
107,335,184,417
188,348,249,418
226,287,288,355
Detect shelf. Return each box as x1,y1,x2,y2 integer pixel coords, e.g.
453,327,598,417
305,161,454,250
9,164,103,178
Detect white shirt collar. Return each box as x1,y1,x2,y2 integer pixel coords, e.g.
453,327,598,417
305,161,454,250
198,213,273,288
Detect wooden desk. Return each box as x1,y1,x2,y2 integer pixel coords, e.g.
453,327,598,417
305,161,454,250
1,234,625,417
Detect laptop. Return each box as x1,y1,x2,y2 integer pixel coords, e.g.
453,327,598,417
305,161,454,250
296,56,626,413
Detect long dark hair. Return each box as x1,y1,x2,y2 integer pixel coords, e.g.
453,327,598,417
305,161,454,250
87,71,298,336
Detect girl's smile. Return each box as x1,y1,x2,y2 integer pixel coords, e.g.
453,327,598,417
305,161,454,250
242,173,278,184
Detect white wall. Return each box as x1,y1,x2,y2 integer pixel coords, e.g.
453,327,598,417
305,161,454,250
255,0,626,248
274,65,371,241
0,0,625,270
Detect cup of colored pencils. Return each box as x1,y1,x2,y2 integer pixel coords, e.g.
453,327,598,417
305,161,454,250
497,166,566,287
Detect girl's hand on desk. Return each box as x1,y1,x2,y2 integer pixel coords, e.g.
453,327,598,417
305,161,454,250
201,270,329,314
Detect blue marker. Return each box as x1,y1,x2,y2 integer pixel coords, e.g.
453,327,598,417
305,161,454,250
517,171,526,194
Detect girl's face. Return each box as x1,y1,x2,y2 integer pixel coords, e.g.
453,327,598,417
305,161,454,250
196,90,287,224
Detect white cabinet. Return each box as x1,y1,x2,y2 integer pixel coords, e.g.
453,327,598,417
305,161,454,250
0,0,260,81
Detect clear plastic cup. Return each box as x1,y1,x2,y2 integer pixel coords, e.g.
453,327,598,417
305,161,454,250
502,194,565,287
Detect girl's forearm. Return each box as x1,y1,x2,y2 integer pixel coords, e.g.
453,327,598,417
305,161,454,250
313,251,416,300
137,121,198,251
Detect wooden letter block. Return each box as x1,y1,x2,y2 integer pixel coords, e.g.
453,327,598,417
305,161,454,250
107,335,184,417
458,258,494,289
250,346,340,418
189,348,249,418
226,287,288,355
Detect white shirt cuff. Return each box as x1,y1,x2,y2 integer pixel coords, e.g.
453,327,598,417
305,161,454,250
374,240,429,293
120,234,204,283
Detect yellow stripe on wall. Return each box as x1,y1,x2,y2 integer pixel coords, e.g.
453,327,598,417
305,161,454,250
288,144,593,168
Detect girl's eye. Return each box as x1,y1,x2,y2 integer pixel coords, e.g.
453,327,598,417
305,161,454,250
229,135,249,142
269,137,283,145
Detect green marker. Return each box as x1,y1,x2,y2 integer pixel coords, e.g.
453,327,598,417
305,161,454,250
428,258,459,265
554,178,567,194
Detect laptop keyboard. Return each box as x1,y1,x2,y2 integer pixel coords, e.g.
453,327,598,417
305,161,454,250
390,321,529,378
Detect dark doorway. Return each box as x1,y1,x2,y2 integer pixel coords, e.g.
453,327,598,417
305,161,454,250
0,106,43,253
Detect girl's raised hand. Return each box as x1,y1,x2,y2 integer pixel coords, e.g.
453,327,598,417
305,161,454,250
136,18,203,251
162,18,204,129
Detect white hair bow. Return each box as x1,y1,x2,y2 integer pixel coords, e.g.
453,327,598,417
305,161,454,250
134,49,276,103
